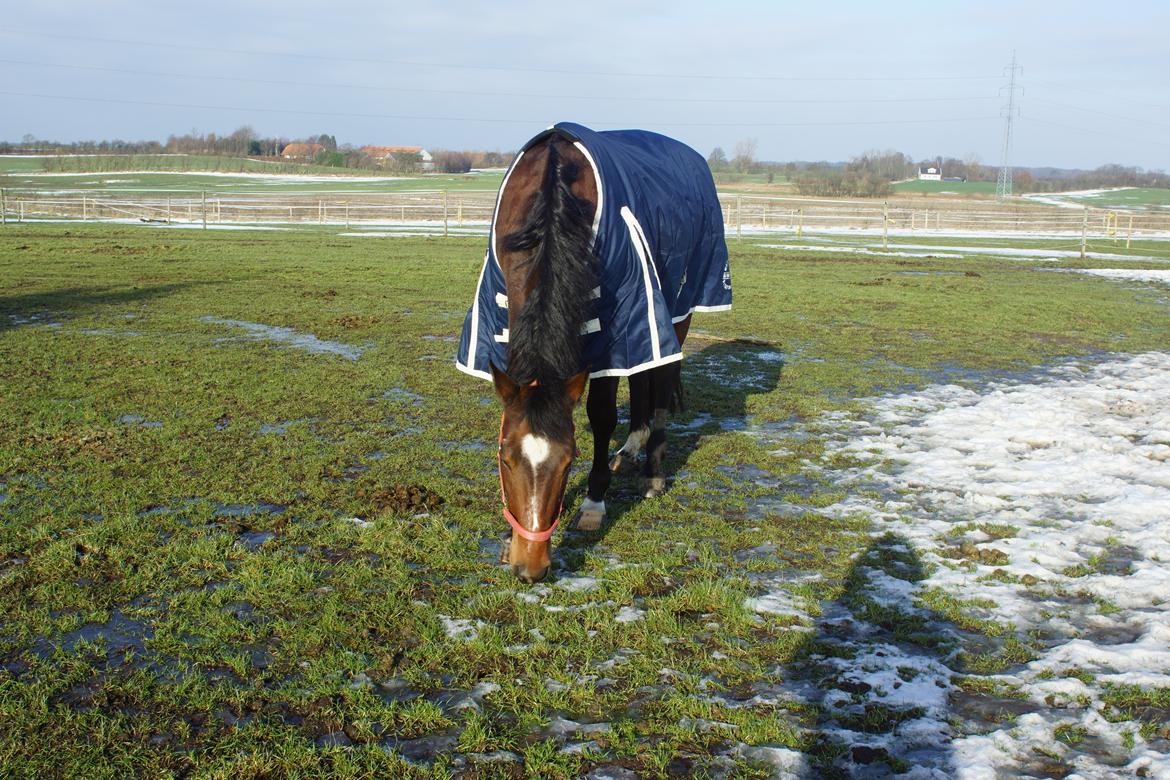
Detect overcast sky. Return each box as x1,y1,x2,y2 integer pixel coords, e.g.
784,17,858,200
1,1,1167,170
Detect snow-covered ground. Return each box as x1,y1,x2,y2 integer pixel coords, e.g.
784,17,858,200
807,351,1170,777
1023,188,1137,209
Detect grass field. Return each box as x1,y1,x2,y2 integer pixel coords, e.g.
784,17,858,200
891,180,998,195
2,225,1169,777
1044,187,1170,211
0,156,505,194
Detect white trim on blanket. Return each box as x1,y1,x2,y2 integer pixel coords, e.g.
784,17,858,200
495,292,508,308
573,141,604,248
580,318,601,335
672,303,733,323
455,360,492,381
465,251,490,373
494,328,509,343
620,205,664,363
588,351,684,379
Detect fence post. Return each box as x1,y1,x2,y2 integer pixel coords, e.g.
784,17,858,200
82,195,88,221
20,198,24,222
797,208,803,238
345,202,350,229
318,200,323,225
167,196,172,223
1127,214,1134,249
457,198,463,226
1,188,6,226
1080,207,1088,260
882,201,889,250
735,195,742,238
201,191,207,230
443,190,449,237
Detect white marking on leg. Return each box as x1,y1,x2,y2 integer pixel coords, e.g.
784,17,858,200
617,427,649,457
581,497,606,516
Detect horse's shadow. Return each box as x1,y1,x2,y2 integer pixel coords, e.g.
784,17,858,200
556,338,786,573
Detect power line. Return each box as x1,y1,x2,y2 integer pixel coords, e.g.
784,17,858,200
0,90,1002,129
0,58,1001,107
0,29,1002,83
1030,97,1170,131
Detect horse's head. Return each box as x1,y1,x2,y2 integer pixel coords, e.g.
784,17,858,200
491,365,588,583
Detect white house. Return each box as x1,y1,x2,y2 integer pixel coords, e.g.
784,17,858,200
918,165,942,181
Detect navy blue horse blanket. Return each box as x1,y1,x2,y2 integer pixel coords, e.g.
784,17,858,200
456,122,731,380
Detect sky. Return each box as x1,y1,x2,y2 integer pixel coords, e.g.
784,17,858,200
1,0,1167,170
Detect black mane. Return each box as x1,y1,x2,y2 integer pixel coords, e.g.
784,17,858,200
502,136,597,438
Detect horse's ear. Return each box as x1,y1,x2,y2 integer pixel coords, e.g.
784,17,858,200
564,368,589,406
490,363,520,405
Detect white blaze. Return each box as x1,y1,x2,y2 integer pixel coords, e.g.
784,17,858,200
521,433,552,526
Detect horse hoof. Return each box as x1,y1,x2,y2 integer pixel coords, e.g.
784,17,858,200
572,507,606,532
609,454,636,474
641,476,667,498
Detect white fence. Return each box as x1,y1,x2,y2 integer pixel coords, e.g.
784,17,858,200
2,188,1168,241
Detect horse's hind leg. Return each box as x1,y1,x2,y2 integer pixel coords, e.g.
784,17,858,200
641,361,680,498
610,372,650,474
642,317,691,498
574,376,618,532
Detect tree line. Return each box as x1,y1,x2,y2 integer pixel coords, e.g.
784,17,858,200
1,128,514,175
705,139,1168,196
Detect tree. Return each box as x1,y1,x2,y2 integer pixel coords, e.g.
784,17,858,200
707,147,728,171
732,138,758,174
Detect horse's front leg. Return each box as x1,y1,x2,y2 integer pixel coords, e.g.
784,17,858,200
574,376,618,531
641,362,680,498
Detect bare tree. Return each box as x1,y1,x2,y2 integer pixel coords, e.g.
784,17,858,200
732,138,758,173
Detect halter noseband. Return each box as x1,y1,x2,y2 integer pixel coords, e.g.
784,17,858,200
497,412,575,543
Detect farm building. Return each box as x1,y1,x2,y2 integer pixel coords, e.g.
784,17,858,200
361,145,434,170
280,143,325,160
918,165,942,181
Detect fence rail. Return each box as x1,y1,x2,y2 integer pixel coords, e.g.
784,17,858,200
2,188,1169,241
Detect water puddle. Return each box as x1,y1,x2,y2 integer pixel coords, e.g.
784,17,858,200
117,414,163,429
200,316,366,360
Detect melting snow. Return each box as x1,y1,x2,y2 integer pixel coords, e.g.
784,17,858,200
817,351,1170,777
201,316,365,360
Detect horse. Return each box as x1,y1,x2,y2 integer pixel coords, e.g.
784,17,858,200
457,122,731,583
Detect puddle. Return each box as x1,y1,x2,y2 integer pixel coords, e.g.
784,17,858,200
235,530,275,550
212,502,286,518
438,440,491,453
382,387,424,406
258,418,313,435
117,414,163,428
33,609,153,666
200,316,366,360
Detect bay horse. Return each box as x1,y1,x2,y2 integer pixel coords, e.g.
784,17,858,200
457,123,731,583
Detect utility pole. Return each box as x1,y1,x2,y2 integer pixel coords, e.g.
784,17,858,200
996,52,1022,200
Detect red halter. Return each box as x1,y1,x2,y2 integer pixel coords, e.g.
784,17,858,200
497,413,575,543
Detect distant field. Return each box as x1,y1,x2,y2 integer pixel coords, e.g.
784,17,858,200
1053,187,1170,211
0,166,505,195
892,179,998,194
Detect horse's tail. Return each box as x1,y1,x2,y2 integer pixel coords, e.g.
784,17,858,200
503,137,597,387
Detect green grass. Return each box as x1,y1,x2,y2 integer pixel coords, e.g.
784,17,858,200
1052,187,1170,211
1,224,1169,776
892,180,999,194
0,156,504,194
